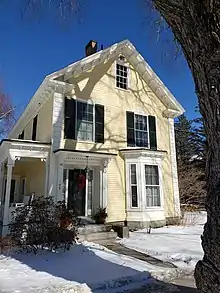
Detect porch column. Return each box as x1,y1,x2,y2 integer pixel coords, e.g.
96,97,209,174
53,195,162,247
56,162,64,202
44,158,49,197
2,159,14,236
101,159,109,209
99,168,103,207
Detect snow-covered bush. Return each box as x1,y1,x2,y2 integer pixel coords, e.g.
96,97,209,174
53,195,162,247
9,197,79,253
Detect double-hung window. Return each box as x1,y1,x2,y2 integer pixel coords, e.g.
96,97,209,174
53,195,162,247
116,57,128,90
126,112,157,150
76,101,94,141
64,98,105,143
135,114,148,147
145,165,160,207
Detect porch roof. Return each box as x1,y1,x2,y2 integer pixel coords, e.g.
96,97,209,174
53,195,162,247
54,149,117,166
54,148,116,158
0,139,51,164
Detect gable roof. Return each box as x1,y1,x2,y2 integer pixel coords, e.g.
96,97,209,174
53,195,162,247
9,39,184,138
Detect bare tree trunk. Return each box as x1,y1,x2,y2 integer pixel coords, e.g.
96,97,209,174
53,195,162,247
151,1,220,292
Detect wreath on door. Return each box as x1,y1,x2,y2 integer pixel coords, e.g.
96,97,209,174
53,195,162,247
77,174,86,190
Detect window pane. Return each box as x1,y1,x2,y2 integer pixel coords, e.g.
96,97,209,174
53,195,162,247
131,164,137,184
131,186,138,207
145,165,159,185
153,187,160,206
146,187,153,207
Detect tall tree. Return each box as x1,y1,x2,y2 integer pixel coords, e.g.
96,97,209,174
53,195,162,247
175,114,206,207
175,114,195,164
10,0,220,291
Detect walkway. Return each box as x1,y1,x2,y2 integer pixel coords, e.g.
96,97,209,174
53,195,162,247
102,241,177,268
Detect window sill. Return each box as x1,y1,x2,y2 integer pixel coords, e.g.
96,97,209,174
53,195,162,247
145,207,164,211
115,85,130,93
64,139,104,145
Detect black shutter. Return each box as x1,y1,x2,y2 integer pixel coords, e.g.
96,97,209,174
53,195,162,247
126,111,135,146
32,115,38,141
95,104,104,143
148,115,157,150
64,98,76,139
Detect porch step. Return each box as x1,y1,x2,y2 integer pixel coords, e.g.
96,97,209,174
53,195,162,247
78,224,112,235
78,231,117,242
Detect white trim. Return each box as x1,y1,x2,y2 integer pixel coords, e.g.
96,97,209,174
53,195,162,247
168,118,181,216
121,148,166,160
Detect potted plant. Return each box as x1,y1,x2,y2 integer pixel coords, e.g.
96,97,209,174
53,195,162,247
93,207,107,224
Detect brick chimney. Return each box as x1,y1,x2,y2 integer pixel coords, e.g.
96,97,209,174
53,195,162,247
85,40,98,57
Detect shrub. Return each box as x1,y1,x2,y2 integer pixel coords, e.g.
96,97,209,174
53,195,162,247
9,197,79,253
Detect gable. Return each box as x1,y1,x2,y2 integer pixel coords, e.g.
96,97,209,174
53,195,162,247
9,39,184,139
51,40,184,116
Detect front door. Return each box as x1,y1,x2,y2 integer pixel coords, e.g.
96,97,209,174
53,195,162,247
68,169,86,216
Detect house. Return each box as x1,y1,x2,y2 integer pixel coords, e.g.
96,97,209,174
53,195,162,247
0,40,184,236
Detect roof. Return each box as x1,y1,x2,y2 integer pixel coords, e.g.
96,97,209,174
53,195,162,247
9,39,185,138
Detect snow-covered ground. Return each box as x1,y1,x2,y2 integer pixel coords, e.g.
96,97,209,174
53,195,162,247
120,211,206,272
0,212,206,292
0,240,179,293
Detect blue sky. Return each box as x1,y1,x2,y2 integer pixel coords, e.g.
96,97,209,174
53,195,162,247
0,0,197,119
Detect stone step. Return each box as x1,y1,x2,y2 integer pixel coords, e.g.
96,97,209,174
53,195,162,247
78,231,117,242
78,224,112,235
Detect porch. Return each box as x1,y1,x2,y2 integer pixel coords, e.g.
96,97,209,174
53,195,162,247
0,139,50,235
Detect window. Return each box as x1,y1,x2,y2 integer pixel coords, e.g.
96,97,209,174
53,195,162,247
32,115,38,141
145,165,160,207
135,114,149,147
116,63,128,89
126,112,153,148
64,98,105,143
130,164,138,207
76,101,94,141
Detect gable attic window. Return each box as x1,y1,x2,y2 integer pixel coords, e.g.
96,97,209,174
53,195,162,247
116,56,128,90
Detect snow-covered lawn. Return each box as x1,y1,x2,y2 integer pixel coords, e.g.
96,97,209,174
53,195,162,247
0,241,179,293
120,211,206,273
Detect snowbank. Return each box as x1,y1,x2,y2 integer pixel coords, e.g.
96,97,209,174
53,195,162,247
120,212,207,272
